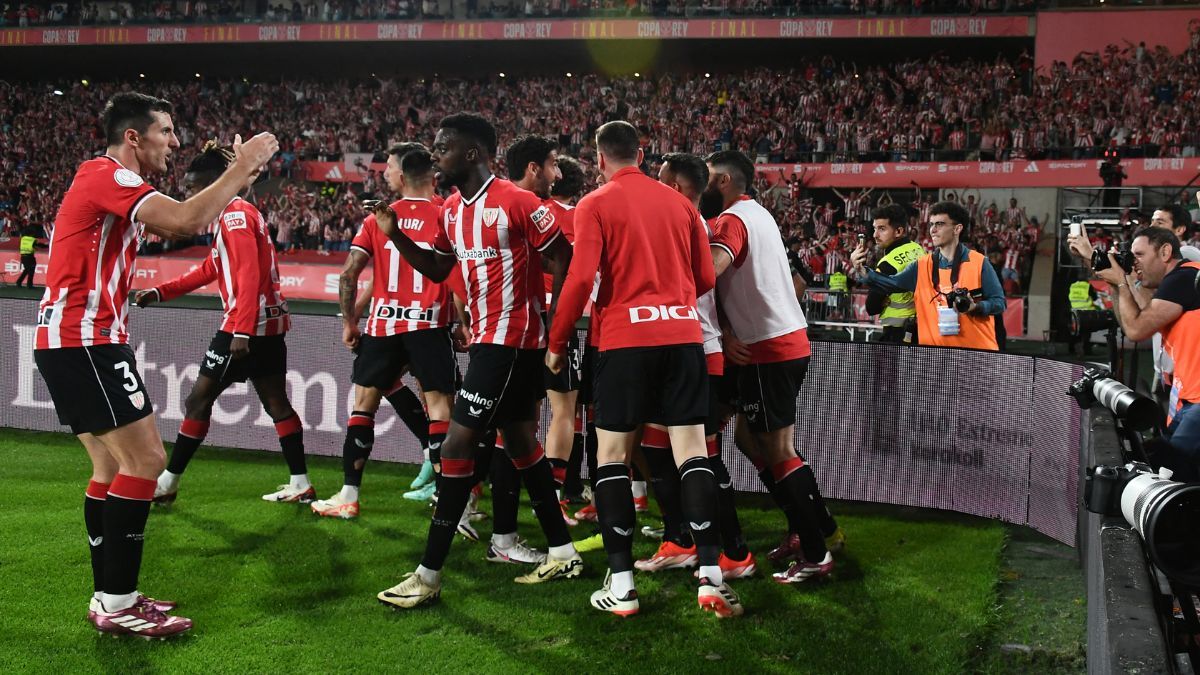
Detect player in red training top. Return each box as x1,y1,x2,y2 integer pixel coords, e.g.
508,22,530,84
547,121,740,618
310,143,466,520
701,150,840,584
136,142,313,505
33,92,278,637
373,113,582,610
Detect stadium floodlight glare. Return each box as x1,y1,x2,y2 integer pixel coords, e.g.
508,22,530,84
704,73,711,78
81,79,88,86
195,73,201,78
52,90,63,96
499,72,506,78
566,72,573,78
138,73,145,78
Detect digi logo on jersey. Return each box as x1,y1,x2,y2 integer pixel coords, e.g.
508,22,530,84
628,304,698,324
374,305,438,322
264,303,289,319
456,246,500,260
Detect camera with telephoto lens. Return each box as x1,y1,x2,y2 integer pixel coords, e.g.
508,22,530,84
1092,240,1135,274
1067,365,1161,431
1085,461,1200,587
944,288,983,313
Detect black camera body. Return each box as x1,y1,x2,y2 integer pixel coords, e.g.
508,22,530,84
945,288,983,313
1092,241,1135,274
1084,462,1145,516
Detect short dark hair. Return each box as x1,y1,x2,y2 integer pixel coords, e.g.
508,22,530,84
400,147,435,179
388,142,427,162
595,121,640,163
870,204,910,231
929,201,971,229
505,135,557,181
1133,225,1183,260
662,153,709,192
551,156,585,199
1158,204,1194,237
186,139,234,175
705,150,755,193
439,113,497,158
101,92,174,146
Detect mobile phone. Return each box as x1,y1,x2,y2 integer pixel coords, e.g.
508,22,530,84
361,199,383,210
857,233,867,247
1069,223,1081,238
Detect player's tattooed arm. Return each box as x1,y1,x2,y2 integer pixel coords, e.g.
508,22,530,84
339,249,369,349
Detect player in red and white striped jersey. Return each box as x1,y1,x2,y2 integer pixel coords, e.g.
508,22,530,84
374,114,581,611
137,141,312,507
311,143,466,521
33,92,278,637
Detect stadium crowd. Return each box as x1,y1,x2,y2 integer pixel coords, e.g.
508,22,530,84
2,0,1044,27
3,36,1198,288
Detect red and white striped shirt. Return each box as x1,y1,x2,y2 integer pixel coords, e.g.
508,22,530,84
153,198,289,337
431,176,561,349
353,197,453,337
36,156,157,350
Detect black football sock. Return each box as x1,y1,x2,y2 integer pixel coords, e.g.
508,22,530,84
564,423,586,497
585,419,598,487
386,385,429,449
491,452,520,536
798,464,838,537
773,458,828,563
594,462,635,573
103,474,155,596
343,411,375,487
274,414,308,476
642,446,691,547
516,448,571,548
85,481,109,594
166,418,209,475
708,441,749,560
427,420,449,466
758,466,801,534
678,456,720,568
420,457,474,572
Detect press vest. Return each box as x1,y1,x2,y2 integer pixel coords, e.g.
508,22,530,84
1164,262,1200,422
913,246,998,351
716,199,808,344
1068,281,1094,310
878,240,925,326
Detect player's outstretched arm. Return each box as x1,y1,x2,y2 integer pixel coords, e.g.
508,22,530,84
138,132,279,238
372,202,455,282
138,255,218,305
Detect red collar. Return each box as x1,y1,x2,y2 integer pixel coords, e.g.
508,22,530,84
611,166,643,181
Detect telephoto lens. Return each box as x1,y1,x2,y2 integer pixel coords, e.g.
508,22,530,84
1120,471,1200,587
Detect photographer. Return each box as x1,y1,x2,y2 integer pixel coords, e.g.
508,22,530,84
1094,226,1200,462
851,201,1005,351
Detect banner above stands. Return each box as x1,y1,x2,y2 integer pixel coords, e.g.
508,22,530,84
0,15,1032,47
301,157,1200,188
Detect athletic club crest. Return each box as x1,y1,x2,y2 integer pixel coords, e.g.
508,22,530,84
481,208,501,228
128,391,146,410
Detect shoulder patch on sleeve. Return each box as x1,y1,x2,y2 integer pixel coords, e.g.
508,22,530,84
530,204,556,233
222,211,248,230
113,168,144,188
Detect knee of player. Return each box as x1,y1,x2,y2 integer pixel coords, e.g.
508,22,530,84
183,392,216,419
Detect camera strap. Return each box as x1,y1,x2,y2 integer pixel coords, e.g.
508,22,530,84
929,243,966,302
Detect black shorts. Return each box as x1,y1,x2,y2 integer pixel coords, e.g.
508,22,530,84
705,371,738,436
593,344,708,432
200,332,288,384
544,330,583,393
737,357,810,433
578,344,599,405
452,344,545,430
352,328,458,394
35,344,154,435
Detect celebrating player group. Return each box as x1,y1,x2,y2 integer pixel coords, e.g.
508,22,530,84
34,92,840,638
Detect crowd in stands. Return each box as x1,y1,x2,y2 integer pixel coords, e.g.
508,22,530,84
3,36,1199,292
1,0,1047,28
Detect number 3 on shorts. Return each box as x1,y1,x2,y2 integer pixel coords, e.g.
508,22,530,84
114,361,139,392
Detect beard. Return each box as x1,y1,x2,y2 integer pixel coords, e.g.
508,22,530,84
699,189,725,220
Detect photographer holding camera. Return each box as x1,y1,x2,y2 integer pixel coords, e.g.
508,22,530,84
851,201,1005,351
1093,227,1200,461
